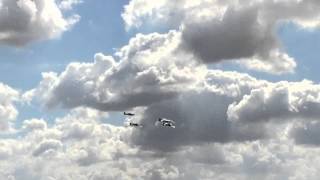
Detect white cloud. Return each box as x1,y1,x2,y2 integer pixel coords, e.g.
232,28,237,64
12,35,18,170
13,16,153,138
0,83,19,132
58,0,82,11
237,50,297,75
22,118,47,131
227,80,320,124
0,0,80,46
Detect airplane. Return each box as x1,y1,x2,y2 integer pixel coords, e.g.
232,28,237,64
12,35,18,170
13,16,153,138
124,112,135,116
157,118,176,128
129,122,143,127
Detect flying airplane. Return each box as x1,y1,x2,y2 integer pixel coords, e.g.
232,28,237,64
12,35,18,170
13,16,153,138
123,121,143,128
128,122,143,127
157,118,176,128
124,112,135,116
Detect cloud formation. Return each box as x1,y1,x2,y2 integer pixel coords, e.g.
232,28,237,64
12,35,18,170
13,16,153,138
0,0,80,46
3,0,320,179
122,0,320,74
25,30,320,153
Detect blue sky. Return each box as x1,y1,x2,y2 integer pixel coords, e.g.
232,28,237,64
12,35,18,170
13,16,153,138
279,23,320,82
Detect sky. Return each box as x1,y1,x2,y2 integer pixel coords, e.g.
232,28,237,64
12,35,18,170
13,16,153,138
2,0,320,179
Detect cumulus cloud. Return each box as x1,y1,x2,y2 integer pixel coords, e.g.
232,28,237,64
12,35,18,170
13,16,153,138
25,31,205,111
225,79,320,147
227,80,320,123
0,83,19,132
121,0,320,74
236,50,297,75
0,0,80,46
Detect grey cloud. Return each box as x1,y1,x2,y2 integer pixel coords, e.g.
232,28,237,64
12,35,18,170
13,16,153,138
181,6,277,63
290,121,320,146
130,88,273,152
